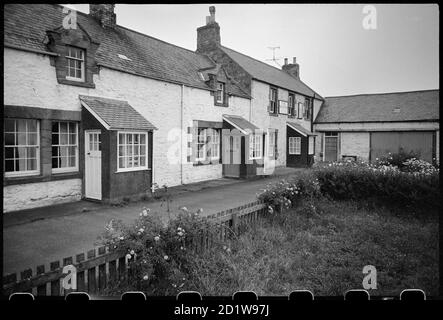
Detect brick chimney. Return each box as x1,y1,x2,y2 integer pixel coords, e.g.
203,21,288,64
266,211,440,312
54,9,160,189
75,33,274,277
282,57,300,79
90,4,116,28
196,6,221,53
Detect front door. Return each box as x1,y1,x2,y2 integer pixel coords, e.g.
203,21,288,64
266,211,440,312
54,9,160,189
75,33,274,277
324,132,338,162
222,134,241,177
85,130,102,200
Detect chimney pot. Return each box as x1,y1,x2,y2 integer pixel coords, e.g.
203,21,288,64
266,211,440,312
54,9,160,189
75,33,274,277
284,58,288,65
293,57,297,64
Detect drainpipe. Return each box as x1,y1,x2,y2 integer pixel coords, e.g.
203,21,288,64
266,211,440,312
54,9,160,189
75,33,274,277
180,84,184,185
151,135,155,193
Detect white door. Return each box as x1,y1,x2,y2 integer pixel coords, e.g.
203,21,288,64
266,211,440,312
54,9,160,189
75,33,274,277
85,131,102,200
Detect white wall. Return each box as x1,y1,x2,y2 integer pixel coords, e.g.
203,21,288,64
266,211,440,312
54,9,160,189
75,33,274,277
3,47,251,211
250,80,316,168
3,179,81,212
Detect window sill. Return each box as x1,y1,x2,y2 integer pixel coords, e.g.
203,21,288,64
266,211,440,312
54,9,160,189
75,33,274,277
4,171,81,186
193,160,221,167
52,168,79,174
268,113,278,117
115,167,151,174
58,78,96,88
215,102,228,107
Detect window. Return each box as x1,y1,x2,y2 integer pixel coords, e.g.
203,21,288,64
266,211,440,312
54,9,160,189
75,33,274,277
288,94,295,117
196,128,220,162
268,131,275,157
308,136,315,155
196,128,207,161
66,46,85,82
216,82,225,104
289,137,301,155
52,122,78,172
249,134,262,160
269,88,278,114
208,128,220,160
118,132,148,172
297,102,303,119
304,98,312,120
4,119,40,177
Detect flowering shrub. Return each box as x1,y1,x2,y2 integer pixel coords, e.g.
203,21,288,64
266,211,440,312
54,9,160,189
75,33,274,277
258,172,321,214
313,161,439,212
375,149,420,170
98,207,224,295
258,160,439,215
401,158,439,175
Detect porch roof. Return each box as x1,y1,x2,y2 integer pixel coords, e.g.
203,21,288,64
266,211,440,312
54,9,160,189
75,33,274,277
222,114,259,135
79,95,157,131
287,121,315,136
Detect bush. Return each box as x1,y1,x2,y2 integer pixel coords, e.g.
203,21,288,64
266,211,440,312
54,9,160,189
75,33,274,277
312,161,439,212
257,171,321,214
98,207,225,295
375,149,420,170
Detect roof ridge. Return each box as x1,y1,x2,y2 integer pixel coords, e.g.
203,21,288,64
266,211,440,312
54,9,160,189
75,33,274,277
220,45,323,100
221,45,291,75
325,89,439,99
58,4,207,59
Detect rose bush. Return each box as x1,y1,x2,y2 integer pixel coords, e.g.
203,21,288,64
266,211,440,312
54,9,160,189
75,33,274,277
98,207,224,295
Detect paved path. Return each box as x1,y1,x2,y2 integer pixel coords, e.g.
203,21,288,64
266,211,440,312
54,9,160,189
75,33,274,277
3,169,302,274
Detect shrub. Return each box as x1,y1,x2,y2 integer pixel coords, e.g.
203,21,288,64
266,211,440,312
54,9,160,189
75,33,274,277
312,161,439,213
401,158,439,175
257,171,321,214
375,149,420,170
98,207,224,295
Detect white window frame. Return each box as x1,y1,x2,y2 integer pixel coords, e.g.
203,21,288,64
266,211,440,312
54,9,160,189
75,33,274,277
216,82,225,104
249,134,262,160
288,94,295,117
268,130,276,157
209,128,220,160
289,137,301,155
308,136,315,155
269,88,277,114
66,46,85,82
4,119,40,177
52,121,79,174
297,102,303,120
117,131,149,173
196,128,207,161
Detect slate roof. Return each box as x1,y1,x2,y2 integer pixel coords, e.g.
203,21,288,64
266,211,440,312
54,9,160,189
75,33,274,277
223,114,259,134
315,90,439,123
3,4,249,98
220,46,323,100
287,122,314,136
79,95,157,131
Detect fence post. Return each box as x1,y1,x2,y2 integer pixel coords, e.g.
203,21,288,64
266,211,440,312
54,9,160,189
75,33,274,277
232,212,238,234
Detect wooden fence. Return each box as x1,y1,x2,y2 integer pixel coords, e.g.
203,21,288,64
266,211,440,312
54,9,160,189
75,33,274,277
2,200,267,296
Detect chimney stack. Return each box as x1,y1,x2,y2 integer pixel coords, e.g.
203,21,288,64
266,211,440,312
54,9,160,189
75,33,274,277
90,4,116,28
197,6,221,53
284,58,288,65
282,56,300,79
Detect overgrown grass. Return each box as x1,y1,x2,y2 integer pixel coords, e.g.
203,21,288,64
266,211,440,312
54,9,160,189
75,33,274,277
186,198,438,296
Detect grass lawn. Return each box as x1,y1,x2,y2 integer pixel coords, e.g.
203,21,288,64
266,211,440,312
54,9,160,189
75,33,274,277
188,198,438,296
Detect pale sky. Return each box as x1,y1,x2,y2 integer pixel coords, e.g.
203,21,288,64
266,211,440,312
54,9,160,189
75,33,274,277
65,4,439,97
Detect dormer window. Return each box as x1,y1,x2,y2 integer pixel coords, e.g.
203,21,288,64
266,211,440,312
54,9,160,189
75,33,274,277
66,46,85,82
216,82,225,104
